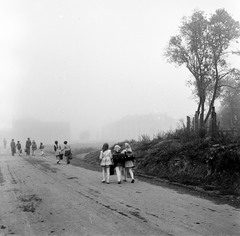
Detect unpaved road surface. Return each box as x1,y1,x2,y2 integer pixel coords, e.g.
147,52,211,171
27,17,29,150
0,149,240,236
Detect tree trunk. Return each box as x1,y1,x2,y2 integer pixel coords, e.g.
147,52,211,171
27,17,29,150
200,99,205,128
204,62,219,124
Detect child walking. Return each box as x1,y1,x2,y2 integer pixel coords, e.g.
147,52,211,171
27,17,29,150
121,143,135,183
99,143,113,184
16,141,22,156
54,141,63,164
112,145,125,184
39,142,45,156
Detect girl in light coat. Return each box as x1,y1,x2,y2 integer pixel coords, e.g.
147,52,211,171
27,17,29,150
54,140,63,164
99,143,113,184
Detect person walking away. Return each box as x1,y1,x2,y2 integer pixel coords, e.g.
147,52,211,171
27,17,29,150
10,139,16,156
39,142,45,156
16,141,22,156
32,140,37,156
112,144,125,184
99,143,113,184
54,141,63,164
25,138,31,156
121,143,135,183
62,141,71,164
3,138,7,149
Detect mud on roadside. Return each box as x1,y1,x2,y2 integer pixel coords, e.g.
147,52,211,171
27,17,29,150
18,194,42,213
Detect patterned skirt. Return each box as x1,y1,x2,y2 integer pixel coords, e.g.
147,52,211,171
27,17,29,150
124,160,134,168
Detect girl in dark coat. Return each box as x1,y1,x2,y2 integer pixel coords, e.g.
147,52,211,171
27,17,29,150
112,145,125,184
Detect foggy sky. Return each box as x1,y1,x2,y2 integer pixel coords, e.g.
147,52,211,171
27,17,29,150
1,0,240,139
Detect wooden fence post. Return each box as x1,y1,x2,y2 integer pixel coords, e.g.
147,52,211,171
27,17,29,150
187,116,191,132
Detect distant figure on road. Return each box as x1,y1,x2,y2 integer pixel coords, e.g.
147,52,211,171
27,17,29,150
121,143,135,183
62,141,72,164
10,139,16,156
99,143,113,184
25,138,32,156
3,138,7,149
112,144,125,184
32,140,37,156
54,141,63,164
16,141,22,156
39,142,45,156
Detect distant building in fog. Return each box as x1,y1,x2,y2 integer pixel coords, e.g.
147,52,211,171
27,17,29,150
12,118,71,144
101,113,178,142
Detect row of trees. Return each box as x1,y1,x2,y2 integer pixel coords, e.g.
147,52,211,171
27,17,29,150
165,9,240,132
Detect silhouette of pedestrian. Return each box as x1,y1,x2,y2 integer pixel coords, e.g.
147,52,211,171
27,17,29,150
16,141,22,156
39,142,45,156
25,138,31,156
3,138,7,149
10,139,16,156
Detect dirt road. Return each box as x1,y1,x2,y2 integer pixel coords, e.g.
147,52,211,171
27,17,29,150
0,150,239,236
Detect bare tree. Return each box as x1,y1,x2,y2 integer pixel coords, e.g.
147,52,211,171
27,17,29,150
165,9,240,128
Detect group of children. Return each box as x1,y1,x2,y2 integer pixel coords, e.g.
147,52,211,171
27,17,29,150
99,142,135,184
8,138,135,184
54,140,72,165
9,138,45,157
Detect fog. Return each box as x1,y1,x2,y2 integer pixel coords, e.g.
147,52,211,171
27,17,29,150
1,0,240,142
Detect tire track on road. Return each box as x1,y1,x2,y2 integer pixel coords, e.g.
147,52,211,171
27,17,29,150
23,156,164,233
0,159,36,236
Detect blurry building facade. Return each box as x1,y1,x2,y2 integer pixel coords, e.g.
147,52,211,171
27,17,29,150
101,113,177,142
12,118,71,144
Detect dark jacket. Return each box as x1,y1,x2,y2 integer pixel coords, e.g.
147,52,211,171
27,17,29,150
112,151,125,167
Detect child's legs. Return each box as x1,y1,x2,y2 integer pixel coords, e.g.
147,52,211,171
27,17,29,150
128,168,134,179
115,166,122,182
102,167,106,181
106,167,110,182
123,167,127,180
